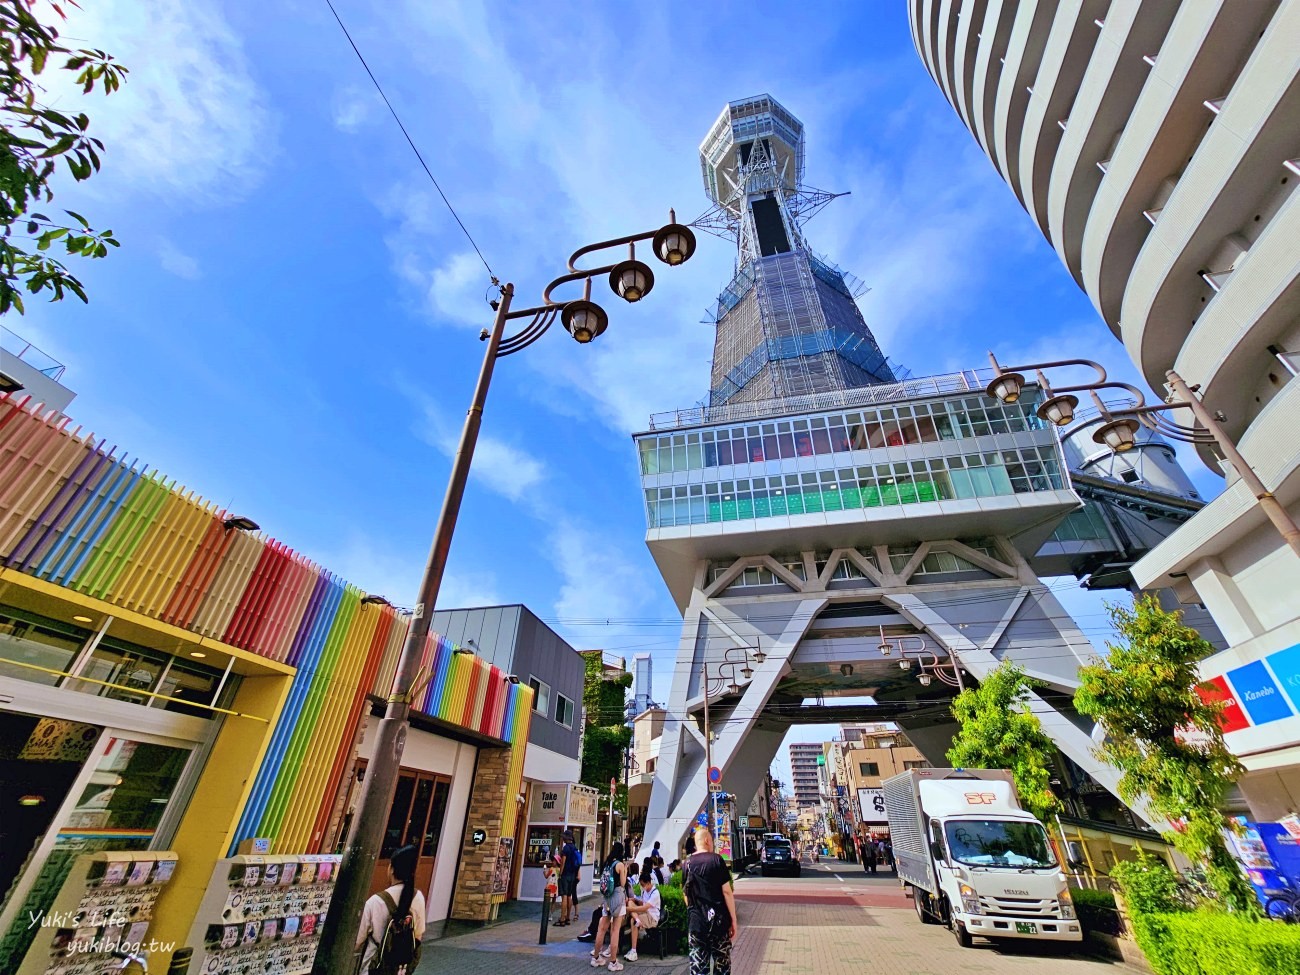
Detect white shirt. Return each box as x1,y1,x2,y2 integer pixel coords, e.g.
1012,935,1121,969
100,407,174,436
357,884,427,969
635,886,661,926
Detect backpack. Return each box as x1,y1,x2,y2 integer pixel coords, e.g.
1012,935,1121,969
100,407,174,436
598,862,619,898
370,890,421,975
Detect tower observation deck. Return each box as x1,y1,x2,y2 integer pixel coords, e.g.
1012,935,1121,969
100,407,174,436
695,95,895,406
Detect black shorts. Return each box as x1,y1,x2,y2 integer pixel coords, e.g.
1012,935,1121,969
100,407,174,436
558,874,578,897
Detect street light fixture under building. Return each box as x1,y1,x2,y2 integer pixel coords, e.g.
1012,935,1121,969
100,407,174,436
985,352,1300,560
314,212,696,975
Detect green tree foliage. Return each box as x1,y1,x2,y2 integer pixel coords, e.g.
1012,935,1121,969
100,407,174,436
580,652,632,813
1075,594,1253,910
0,1,126,314
946,661,1062,822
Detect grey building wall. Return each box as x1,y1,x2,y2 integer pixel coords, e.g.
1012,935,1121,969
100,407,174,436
428,604,583,760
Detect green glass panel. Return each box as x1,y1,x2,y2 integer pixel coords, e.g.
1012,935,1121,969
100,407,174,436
753,497,772,518
841,487,863,509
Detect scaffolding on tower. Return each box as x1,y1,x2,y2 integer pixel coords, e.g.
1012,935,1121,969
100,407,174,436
690,94,896,408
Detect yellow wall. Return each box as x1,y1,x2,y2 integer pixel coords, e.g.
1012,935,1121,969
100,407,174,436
126,672,291,968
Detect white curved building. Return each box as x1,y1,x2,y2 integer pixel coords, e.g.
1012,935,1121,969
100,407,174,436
911,1,1300,820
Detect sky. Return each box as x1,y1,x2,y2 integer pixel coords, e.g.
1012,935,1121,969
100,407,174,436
14,0,1224,789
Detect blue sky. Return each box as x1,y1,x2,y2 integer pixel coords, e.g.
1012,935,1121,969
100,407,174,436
17,1,1222,786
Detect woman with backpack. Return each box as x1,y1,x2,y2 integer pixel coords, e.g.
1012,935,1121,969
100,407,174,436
356,844,425,974
589,841,629,971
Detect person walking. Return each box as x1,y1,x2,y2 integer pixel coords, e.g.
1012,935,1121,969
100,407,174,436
683,826,738,975
590,841,630,971
861,836,877,875
356,844,426,974
557,829,581,926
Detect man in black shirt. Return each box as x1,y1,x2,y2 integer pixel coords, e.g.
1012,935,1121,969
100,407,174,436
682,826,738,975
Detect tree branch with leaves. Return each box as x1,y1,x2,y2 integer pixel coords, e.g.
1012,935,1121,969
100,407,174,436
0,0,126,314
1074,594,1255,911
946,661,1062,823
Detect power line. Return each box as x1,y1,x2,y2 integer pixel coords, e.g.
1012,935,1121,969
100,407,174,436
323,0,496,282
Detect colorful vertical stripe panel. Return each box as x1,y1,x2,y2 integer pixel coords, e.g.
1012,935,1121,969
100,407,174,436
0,394,538,858
410,632,534,743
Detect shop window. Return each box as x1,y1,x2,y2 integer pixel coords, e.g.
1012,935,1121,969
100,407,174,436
525,825,564,866
71,640,169,705
529,677,551,716
555,693,575,729
153,658,228,717
0,609,89,686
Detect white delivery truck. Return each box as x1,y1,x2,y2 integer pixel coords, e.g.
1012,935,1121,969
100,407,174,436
883,767,1082,948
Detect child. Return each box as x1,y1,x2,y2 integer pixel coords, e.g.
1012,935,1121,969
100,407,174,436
542,861,560,921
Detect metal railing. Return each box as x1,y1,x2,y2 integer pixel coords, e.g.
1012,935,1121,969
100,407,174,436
1,325,66,380
645,368,995,432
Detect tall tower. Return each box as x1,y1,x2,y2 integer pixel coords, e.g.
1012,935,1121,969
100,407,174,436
634,94,1201,857
697,96,894,406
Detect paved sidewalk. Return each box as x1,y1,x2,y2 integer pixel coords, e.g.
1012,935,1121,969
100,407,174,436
415,898,688,975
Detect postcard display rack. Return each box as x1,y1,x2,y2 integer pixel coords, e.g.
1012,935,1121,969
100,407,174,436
184,854,341,975
17,851,179,975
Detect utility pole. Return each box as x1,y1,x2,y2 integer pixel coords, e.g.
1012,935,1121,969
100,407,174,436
702,661,713,834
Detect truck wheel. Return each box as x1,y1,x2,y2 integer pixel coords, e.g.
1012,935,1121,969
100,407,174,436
913,887,937,924
951,916,973,948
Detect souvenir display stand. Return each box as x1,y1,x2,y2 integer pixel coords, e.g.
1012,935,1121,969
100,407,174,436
16,851,179,975
183,853,341,975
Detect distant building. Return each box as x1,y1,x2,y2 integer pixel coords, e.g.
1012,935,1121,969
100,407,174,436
632,652,654,715
788,741,824,808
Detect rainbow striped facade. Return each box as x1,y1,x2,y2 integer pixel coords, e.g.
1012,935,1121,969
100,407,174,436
0,393,533,854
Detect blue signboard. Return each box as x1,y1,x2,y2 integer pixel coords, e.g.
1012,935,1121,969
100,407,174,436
1266,642,1300,712
697,812,709,827
1227,660,1294,725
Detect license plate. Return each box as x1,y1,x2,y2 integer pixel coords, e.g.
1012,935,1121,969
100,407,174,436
1015,922,1038,935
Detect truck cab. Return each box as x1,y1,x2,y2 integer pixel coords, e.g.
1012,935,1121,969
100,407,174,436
885,769,1082,948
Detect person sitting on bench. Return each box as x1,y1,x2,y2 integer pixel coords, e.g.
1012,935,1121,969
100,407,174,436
623,868,661,961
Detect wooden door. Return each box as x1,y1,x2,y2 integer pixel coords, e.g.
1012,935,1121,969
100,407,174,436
369,771,451,898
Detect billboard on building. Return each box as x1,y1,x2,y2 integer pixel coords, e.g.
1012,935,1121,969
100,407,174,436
858,788,887,825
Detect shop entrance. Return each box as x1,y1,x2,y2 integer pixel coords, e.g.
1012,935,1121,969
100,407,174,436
0,714,193,971
0,712,96,900
371,769,452,898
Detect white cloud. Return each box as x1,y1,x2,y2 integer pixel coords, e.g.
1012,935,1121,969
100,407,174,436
398,380,548,502
48,0,275,203
332,84,378,132
321,532,502,612
549,519,655,631
157,238,200,279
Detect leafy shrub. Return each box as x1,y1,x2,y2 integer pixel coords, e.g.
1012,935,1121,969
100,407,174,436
1071,887,1122,937
1132,913,1300,975
656,884,688,954
667,869,683,888
1111,853,1185,916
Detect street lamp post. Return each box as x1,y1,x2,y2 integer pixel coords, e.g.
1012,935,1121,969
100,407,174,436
314,214,697,975
696,646,764,850
877,627,965,691
985,353,1300,560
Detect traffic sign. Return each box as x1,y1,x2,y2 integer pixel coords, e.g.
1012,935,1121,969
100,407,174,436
708,766,722,784
709,782,723,793
610,777,617,796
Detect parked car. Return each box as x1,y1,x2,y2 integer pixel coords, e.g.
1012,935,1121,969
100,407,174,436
760,836,801,877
